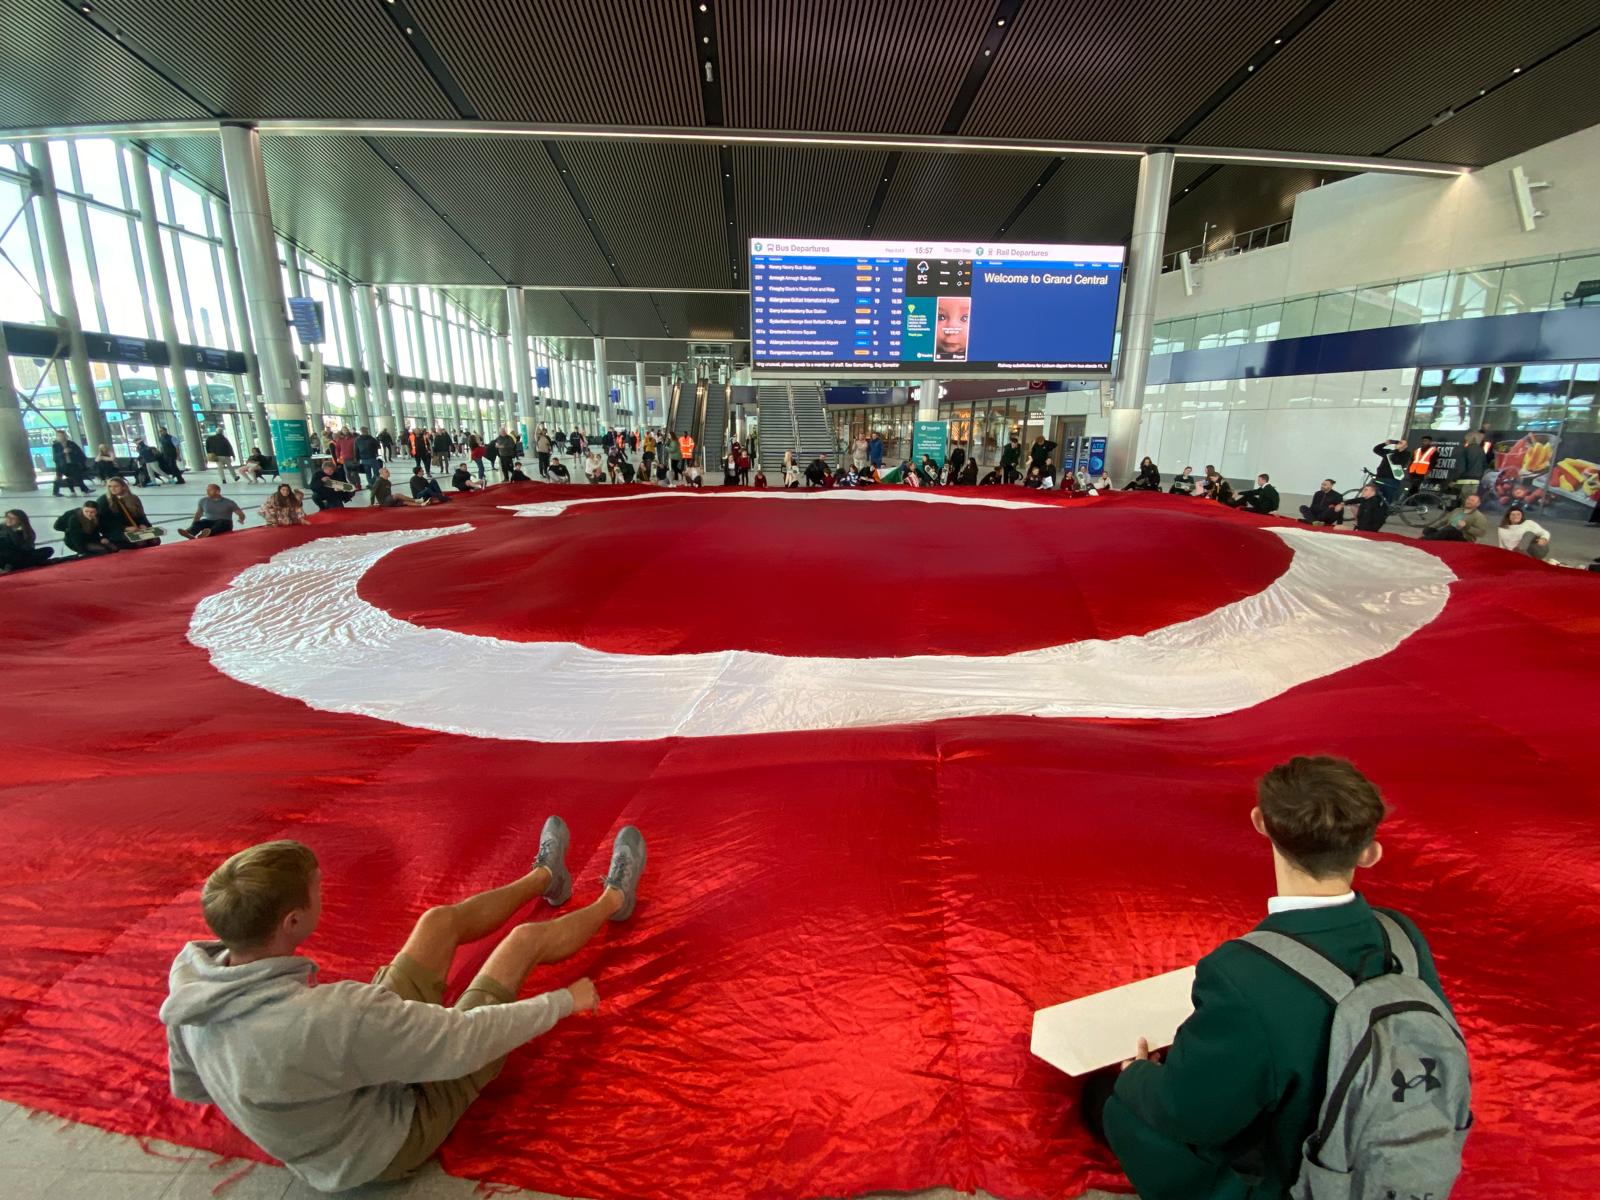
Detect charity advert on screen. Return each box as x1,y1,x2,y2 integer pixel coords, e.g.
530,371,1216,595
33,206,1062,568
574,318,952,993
748,238,1126,375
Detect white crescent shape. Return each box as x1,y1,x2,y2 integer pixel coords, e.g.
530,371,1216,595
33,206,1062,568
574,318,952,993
188,491,1455,742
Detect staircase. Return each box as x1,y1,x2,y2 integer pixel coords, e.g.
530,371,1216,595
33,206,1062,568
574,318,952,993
755,385,798,469
790,383,835,462
700,383,729,470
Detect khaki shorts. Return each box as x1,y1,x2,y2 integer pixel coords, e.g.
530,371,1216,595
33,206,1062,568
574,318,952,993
370,953,516,1181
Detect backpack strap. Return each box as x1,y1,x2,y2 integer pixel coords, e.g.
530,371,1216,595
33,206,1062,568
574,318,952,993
1237,931,1356,1003
1371,909,1419,977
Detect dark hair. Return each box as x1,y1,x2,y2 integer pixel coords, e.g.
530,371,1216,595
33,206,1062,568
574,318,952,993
1259,472,1270,483
1500,506,1525,527
1257,756,1387,878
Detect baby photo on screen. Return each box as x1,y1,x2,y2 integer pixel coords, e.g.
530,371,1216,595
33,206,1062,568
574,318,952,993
935,295,971,361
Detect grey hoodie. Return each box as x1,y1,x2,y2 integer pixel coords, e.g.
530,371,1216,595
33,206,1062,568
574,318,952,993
160,941,573,1192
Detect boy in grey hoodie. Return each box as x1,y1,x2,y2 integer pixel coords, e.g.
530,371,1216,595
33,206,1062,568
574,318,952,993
160,816,646,1192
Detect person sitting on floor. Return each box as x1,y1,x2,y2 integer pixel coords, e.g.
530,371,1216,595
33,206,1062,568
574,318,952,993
96,477,161,548
1497,506,1550,559
685,462,705,488
584,451,606,485
450,464,479,493
1125,457,1161,491
55,502,119,556
1205,468,1234,505
309,463,354,511
0,510,54,572
1347,482,1389,532
93,444,122,482
180,484,247,539
261,483,308,526
979,466,1003,486
1084,757,1460,1200
1422,493,1488,543
540,457,567,483
369,468,424,509
1168,466,1196,495
410,467,448,504
160,820,647,1194
240,447,270,483
956,458,979,486
805,456,829,488
915,455,940,487
1298,479,1345,526
1230,473,1280,515
753,467,768,488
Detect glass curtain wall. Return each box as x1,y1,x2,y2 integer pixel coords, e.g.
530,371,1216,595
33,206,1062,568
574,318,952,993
0,137,509,477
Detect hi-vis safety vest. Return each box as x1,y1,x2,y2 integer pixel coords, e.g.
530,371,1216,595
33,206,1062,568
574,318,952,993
1408,445,1437,475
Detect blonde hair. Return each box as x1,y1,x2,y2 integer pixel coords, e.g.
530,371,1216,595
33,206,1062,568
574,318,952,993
201,840,318,951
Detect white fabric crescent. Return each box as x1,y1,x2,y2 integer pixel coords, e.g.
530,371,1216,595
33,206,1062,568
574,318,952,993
187,490,1455,742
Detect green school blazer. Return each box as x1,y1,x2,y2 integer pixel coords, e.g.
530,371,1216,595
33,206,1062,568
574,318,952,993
1104,894,1449,1200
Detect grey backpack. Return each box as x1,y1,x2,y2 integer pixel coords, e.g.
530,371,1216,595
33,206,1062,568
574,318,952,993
1240,910,1472,1200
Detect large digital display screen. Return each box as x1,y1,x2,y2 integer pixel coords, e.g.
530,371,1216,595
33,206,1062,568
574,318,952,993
749,238,1125,376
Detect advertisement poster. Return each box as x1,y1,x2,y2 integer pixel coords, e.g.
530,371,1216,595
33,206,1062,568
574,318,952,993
1474,429,1561,513
913,420,948,467
268,416,311,471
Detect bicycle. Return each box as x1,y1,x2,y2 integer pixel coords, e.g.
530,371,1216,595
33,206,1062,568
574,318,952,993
1342,468,1455,528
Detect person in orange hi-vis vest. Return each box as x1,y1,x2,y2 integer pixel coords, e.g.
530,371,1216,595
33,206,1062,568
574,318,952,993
1405,435,1437,494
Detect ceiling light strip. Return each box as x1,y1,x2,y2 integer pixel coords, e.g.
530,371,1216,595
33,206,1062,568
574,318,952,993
0,120,1471,177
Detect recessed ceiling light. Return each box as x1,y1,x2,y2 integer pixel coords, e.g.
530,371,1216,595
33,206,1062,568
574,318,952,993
698,3,707,10
404,25,413,34
984,49,991,55
1512,66,1521,73
702,35,709,43
1273,37,1281,44
1247,64,1255,71
1479,89,1486,95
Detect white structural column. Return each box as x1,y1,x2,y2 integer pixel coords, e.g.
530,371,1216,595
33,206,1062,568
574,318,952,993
336,277,370,427
506,287,536,439
407,289,436,428
131,147,205,467
658,374,669,429
918,378,941,420
1107,148,1174,488
634,363,646,427
218,124,310,480
0,324,37,491
377,290,408,432
494,333,514,436
28,140,111,455
215,184,269,450
356,286,394,436
592,338,607,428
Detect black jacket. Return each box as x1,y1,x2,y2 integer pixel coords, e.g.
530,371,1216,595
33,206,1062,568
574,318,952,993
52,440,88,473
1029,439,1057,468
1169,473,1195,494
1235,484,1280,514
355,434,380,458
1305,489,1344,521
1351,493,1389,532
432,432,452,454
1128,463,1161,490
205,433,234,457
1372,443,1407,480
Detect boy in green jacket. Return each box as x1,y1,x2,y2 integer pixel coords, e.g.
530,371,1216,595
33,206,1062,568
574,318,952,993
1094,756,1452,1200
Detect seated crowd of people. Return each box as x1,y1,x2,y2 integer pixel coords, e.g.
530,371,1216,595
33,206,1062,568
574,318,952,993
9,422,1592,575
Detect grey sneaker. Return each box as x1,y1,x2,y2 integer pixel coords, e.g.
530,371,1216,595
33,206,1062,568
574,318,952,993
535,815,573,907
602,825,647,922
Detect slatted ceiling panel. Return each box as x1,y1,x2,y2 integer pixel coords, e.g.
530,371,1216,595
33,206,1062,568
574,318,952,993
78,0,454,119
557,141,730,289
563,292,683,340
371,138,613,287
733,146,882,240
1390,32,1600,165
442,289,508,334
715,0,995,133
647,293,745,340
153,136,227,201
259,136,498,286
871,152,1048,240
408,0,702,124
1187,0,1600,157
963,0,1304,141
522,293,596,338
1000,156,1141,244
0,0,210,127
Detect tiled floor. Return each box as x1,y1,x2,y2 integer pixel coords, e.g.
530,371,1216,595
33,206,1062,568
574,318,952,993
0,1098,1125,1199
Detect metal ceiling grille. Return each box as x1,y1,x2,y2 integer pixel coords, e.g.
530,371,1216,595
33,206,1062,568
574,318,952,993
872,152,1050,239
260,136,500,286
714,0,996,133
558,140,731,289
0,0,210,127
521,293,597,339
370,137,614,286
408,0,703,124
733,145,882,240
1000,156,1142,244
1187,0,1600,156
75,0,456,120
1391,26,1600,164
962,0,1304,141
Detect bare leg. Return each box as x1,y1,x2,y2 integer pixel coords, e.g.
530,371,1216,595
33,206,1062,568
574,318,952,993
476,888,623,996
400,866,553,979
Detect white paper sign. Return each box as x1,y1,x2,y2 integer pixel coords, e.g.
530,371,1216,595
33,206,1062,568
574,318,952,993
1030,966,1197,1077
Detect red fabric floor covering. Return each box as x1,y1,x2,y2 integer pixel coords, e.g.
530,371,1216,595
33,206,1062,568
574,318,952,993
0,485,1596,1200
